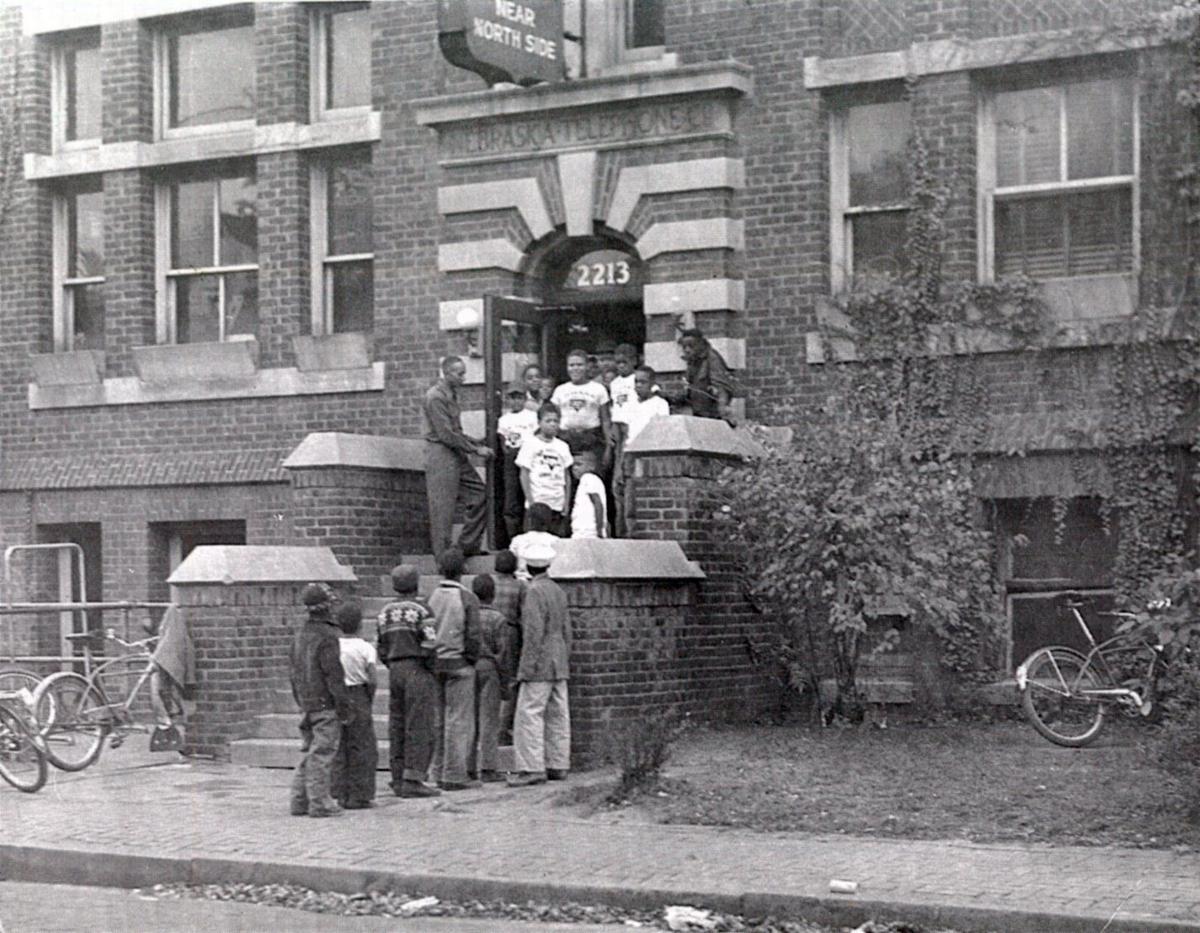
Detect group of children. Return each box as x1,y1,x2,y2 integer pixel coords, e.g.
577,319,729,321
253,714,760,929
498,343,670,542
288,542,570,817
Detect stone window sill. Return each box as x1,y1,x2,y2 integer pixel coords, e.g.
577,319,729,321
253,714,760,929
807,273,1145,364
29,339,384,409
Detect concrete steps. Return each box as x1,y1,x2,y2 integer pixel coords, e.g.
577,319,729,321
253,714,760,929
234,555,506,771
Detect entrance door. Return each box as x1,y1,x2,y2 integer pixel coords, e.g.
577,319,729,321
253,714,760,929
483,295,553,548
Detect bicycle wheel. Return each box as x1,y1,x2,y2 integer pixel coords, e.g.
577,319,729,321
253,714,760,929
0,703,48,793
33,672,110,771
0,667,40,694
1020,647,1106,747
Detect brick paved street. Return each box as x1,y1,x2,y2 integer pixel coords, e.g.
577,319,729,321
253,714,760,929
0,746,1197,931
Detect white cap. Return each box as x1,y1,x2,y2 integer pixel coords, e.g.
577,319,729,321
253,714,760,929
525,543,555,568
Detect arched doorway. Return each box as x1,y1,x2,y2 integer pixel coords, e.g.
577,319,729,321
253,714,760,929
529,234,645,381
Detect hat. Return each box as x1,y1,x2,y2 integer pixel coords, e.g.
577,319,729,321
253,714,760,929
301,582,334,608
506,381,526,396
390,564,420,593
524,543,555,569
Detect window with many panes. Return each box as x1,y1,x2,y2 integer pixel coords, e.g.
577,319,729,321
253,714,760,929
54,181,105,351
52,30,101,150
311,3,371,118
311,149,373,334
157,8,255,136
829,95,912,291
982,75,1136,281
160,168,258,343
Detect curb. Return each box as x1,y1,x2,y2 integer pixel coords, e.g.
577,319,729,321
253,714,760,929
1,844,1196,933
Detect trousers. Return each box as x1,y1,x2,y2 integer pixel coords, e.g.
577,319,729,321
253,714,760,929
501,449,525,542
289,709,341,812
331,685,378,804
470,659,501,774
430,665,476,784
387,658,437,785
513,680,570,775
425,443,487,556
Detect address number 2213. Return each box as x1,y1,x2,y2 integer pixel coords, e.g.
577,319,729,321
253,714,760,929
575,260,631,287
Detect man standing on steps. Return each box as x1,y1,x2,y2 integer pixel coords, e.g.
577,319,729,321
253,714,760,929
423,356,494,556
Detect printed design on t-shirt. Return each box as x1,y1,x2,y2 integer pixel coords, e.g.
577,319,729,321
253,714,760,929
531,446,566,482
503,429,524,449
568,397,587,411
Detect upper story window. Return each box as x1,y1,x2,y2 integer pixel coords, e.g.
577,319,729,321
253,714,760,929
52,30,101,150
159,167,258,343
829,96,911,291
982,75,1136,281
310,149,373,334
53,180,105,351
312,4,371,118
157,8,255,137
626,0,665,49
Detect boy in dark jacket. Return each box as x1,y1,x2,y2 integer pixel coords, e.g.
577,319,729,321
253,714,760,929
470,574,507,782
491,549,525,745
428,547,482,790
289,582,351,817
376,564,441,798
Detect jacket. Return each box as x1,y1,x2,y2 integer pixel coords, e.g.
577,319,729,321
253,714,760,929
422,379,477,457
289,619,351,717
428,581,482,672
517,574,571,682
376,597,436,664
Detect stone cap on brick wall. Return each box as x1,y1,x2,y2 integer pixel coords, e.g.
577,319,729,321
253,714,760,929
168,546,357,585
624,415,764,460
282,432,425,472
549,539,704,581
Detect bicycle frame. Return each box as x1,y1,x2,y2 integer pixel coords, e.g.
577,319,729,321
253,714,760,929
72,637,158,734
1016,603,1163,709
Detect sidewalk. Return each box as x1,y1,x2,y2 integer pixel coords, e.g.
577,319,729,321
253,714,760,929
1,746,1197,933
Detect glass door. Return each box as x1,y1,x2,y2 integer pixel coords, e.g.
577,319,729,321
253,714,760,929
483,295,551,548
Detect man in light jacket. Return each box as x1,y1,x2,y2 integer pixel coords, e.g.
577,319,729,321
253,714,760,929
427,547,482,790
508,543,571,786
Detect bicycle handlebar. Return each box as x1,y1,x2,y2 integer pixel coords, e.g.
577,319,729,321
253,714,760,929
62,629,156,650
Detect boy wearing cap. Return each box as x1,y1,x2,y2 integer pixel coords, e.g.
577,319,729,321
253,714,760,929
498,382,539,541
509,545,572,787
376,564,441,798
289,582,351,818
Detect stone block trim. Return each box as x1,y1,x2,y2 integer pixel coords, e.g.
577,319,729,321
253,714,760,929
643,279,745,317
637,218,744,261
283,432,426,472
557,150,598,236
437,178,554,241
168,545,356,586
605,157,745,233
437,239,525,273
644,337,745,376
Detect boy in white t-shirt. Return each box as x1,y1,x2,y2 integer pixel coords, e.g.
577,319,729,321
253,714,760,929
516,402,573,536
498,383,539,540
571,471,609,539
550,349,611,476
608,344,638,426
615,365,671,535
331,600,379,810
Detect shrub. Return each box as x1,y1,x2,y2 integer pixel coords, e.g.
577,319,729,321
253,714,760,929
604,713,688,801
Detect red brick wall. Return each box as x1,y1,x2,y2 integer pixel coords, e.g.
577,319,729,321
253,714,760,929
287,465,431,585
174,582,301,758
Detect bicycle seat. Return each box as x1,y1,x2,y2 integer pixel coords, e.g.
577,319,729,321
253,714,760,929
1059,590,1088,607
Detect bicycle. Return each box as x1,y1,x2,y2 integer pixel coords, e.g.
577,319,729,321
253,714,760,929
31,628,178,772
1015,593,1170,747
0,687,48,793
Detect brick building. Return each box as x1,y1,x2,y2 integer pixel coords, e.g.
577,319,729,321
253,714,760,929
0,0,1192,675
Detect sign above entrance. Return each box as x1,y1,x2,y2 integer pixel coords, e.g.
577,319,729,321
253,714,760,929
438,0,565,87
566,250,642,291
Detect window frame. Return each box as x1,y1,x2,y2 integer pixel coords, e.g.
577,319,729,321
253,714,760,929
50,30,102,152
309,3,372,123
152,10,256,141
309,150,374,336
155,169,259,345
977,75,1140,284
620,0,666,62
52,181,106,353
828,95,912,294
